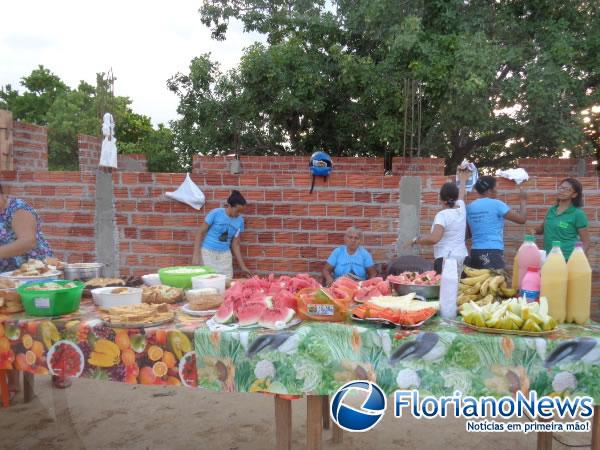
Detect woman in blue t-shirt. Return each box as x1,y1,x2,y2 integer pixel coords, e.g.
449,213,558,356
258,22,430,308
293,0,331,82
322,227,376,286
192,190,252,278
466,176,528,269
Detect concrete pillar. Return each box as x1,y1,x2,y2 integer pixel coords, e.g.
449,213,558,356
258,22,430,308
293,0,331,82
576,158,587,177
396,176,421,256
95,170,119,277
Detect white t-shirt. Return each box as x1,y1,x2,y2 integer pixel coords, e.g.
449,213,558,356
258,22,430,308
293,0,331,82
432,200,468,259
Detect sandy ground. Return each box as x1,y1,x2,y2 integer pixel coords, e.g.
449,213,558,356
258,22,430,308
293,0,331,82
1,376,593,450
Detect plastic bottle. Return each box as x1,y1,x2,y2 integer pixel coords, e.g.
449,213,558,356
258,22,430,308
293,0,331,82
566,242,592,324
439,257,459,319
540,241,568,323
517,235,541,289
520,267,541,303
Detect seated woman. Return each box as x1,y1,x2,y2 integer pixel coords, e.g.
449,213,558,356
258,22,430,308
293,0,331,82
0,183,58,396
322,227,377,286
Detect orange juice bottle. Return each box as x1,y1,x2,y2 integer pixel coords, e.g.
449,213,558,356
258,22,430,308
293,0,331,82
540,241,568,323
566,242,592,324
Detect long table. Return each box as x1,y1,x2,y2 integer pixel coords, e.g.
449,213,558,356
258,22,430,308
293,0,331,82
2,301,600,449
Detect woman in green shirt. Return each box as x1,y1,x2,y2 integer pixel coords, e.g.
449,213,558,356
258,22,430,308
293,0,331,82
533,178,590,259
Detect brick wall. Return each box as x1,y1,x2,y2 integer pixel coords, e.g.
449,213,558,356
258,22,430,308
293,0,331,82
420,176,600,298
0,170,96,263
114,171,401,275
13,122,48,171
192,155,444,176
518,158,597,177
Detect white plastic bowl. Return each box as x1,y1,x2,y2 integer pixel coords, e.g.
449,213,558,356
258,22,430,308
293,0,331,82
191,273,226,293
142,273,161,286
91,287,143,308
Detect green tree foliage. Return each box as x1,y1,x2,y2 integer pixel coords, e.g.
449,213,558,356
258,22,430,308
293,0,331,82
1,66,181,171
170,0,600,172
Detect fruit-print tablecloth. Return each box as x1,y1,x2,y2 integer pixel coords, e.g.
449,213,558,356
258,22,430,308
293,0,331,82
194,319,600,402
0,299,207,387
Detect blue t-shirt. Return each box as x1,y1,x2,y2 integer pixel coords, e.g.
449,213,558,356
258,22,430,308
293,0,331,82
466,198,511,250
326,245,374,280
201,208,245,252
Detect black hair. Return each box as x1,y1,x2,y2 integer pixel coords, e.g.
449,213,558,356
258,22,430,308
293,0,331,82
560,178,584,208
474,176,496,195
440,182,459,207
227,190,247,207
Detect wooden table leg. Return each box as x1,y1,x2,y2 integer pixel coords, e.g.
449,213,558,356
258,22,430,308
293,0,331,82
0,369,10,408
23,372,34,403
322,395,330,430
331,420,343,444
536,416,552,450
307,395,323,450
275,395,292,450
592,406,600,450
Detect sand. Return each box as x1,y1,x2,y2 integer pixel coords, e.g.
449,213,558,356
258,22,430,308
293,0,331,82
1,376,592,449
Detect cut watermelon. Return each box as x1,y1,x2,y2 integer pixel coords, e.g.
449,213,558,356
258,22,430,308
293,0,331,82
237,303,267,326
214,303,235,324
259,307,295,329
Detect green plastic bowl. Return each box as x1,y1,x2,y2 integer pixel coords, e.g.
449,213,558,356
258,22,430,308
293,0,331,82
18,280,85,317
158,266,215,289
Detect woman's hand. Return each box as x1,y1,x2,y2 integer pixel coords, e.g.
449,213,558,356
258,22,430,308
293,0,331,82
457,168,470,182
240,266,253,278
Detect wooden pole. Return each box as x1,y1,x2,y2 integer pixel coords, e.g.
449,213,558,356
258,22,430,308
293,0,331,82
536,416,552,450
307,395,323,450
321,395,330,430
275,395,292,450
23,372,35,403
0,110,14,171
592,406,600,450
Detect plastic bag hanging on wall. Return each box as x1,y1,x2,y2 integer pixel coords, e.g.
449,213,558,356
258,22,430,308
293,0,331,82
99,112,118,169
166,173,206,210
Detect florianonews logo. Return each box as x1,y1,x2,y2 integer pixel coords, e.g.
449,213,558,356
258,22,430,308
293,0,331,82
330,381,387,432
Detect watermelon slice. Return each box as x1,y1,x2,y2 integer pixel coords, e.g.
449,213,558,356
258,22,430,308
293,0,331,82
258,307,295,329
214,303,235,324
237,303,268,326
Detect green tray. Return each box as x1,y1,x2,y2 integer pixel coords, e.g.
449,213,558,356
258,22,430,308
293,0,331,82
158,266,215,289
18,280,85,316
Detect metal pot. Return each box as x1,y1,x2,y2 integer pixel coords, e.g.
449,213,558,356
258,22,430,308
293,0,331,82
63,263,104,281
391,282,440,300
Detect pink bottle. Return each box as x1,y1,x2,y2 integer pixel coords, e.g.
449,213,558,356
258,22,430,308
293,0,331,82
517,235,541,289
520,266,541,303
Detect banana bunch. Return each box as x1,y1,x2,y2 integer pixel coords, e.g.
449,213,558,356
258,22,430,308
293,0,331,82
457,267,518,306
461,297,557,332
88,339,121,367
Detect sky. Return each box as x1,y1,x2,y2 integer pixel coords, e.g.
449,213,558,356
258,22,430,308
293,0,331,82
0,0,262,126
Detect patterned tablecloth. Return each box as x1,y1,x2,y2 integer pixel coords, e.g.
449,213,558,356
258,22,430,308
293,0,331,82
0,299,207,387
194,319,600,402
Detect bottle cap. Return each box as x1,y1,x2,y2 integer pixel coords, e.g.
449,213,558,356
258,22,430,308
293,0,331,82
524,235,535,242
527,266,539,272
552,240,561,247
575,241,583,248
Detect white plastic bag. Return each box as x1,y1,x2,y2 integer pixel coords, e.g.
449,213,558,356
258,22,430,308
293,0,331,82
99,112,118,169
439,257,458,319
166,173,206,210
456,159,478,192
497,168,529,184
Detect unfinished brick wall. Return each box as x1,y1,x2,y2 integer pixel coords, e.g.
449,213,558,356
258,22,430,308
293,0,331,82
517,158,597,177
13,122,48,171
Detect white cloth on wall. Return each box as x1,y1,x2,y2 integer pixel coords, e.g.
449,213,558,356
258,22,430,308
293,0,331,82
99,112,118,169
497,168,529,184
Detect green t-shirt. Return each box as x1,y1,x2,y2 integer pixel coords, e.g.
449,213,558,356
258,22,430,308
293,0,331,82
543,205,588,259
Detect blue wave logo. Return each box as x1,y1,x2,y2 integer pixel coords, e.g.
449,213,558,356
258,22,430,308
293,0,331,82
330,381,387,432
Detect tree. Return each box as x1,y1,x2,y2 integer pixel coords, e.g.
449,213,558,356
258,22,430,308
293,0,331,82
174,0,600,172
2,67,182,171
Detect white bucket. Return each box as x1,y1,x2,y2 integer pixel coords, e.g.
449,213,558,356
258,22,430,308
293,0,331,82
191,273,227,293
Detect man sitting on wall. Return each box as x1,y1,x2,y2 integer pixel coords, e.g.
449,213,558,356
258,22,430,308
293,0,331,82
322,227,377,286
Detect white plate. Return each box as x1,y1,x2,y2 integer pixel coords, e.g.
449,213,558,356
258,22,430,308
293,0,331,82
0,269,62,286
47,340,85,378
181,304,217,317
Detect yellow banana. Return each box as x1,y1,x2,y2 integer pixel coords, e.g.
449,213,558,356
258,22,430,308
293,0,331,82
500,286,518,298
465,282,482,295
461,273,491,286
489,275,505,296
459,283,470,293
476,294,494,306
479,277,492,296
463,267,492,278
457,294,480,306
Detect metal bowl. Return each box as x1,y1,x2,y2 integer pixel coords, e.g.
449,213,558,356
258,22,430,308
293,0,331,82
390,282,440,300
63,263,104,281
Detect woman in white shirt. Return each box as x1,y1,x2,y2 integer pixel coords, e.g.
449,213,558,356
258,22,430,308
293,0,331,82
408,169,470,273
